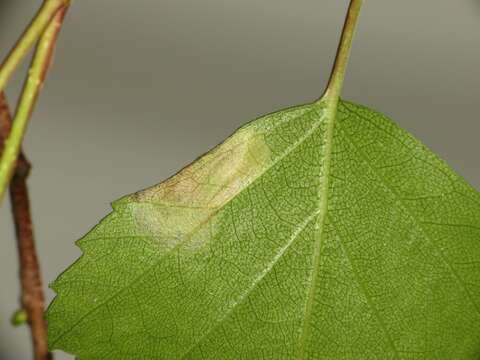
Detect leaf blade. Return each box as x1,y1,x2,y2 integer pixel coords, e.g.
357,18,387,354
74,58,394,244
47,100,480,359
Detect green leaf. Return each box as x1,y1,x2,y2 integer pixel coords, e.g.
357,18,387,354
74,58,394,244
47,99,480,359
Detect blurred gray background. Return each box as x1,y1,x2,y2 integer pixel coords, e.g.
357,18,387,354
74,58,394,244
0,0,479,359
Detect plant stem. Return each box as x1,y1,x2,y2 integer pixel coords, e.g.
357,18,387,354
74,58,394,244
320,0,363,105
0,0,69,94
0,92,51,360
0,6,68,204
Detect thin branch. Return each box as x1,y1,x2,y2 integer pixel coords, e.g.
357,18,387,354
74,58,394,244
0,92,50,360
0,6,68,204
0,0,70,93
0,2,69,359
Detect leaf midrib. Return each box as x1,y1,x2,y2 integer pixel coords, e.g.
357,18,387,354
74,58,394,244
296,100,337,359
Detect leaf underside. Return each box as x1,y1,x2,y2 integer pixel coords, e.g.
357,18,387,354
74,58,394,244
47,100,480,359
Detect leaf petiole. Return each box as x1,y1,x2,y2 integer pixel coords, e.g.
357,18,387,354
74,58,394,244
0,0,69,93
319,0,363,107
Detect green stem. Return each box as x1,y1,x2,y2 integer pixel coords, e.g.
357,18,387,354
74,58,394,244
319,0,364,106
0,0,69,94
0,7,68,204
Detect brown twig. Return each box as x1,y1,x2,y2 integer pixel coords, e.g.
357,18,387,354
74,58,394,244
0,2,69,359
0,93,50,360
